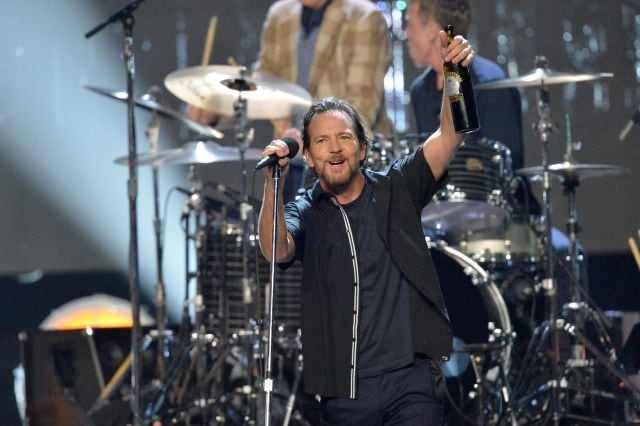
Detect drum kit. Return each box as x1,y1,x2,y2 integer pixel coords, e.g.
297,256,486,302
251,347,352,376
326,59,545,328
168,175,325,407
367,58,639,424
81,40,640,423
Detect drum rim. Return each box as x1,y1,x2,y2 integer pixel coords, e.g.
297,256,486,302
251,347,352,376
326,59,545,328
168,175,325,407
427,238,513,374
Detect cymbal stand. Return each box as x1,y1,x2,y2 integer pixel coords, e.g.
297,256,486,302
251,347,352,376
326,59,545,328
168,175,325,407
559,113,589,366
146,167,213,422
85,2,148,423
531,56,563,424
558,116,640,403
232,70,259,424
283,331,304,426
146,97,168,379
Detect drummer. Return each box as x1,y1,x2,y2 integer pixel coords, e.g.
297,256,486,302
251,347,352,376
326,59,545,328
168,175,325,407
406,0,523,167
405,0,540,218
405,0,586,285
189,0,391,201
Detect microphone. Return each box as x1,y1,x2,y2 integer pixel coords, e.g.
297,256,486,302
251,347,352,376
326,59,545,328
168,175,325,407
619,107,640,141
254,137,299,171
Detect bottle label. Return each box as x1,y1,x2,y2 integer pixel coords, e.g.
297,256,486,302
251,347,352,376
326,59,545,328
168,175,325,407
444,71,462,100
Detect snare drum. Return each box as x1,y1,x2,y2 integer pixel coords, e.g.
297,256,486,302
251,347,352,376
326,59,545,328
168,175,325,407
422,138,512,236
459,220,541,268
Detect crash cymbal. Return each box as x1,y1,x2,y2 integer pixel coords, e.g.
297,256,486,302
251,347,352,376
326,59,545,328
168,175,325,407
516,162,628,182
83,84,223,139
157,141,262,166
476,68,613,90
164,65,312,120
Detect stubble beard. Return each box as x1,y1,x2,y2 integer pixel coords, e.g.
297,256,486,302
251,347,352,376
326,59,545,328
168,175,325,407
317,162,362,194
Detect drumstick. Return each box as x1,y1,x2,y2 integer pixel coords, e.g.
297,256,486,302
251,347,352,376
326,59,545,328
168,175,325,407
628,237,640,273
200,16,218,66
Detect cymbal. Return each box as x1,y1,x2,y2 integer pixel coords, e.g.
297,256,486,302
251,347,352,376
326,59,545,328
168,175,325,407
157,141,262,166
83,84,223,139
164,65,312,120
113,148,182,166
475,68,613,90
114,141,262,166
516,162,629,182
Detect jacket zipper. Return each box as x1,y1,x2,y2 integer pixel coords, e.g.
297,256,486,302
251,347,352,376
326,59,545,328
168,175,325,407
331,197,360,398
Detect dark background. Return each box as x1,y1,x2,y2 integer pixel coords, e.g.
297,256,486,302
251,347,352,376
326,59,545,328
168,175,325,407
1,1,639,423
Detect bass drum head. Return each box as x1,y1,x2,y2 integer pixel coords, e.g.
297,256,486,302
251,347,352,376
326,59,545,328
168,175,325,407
429,242,513,422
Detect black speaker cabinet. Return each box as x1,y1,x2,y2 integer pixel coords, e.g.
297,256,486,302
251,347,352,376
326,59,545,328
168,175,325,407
19,328,132,426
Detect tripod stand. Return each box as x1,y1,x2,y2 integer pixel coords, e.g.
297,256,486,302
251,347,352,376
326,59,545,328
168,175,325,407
508,59,640,424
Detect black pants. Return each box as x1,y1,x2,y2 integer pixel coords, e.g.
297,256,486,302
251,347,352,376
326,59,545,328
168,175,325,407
320,358,445,425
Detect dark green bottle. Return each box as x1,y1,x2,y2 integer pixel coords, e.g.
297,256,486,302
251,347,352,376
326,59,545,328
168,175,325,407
443,24,480,134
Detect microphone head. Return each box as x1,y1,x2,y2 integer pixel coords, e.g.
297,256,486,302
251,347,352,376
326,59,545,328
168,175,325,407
254,136,301,171
280,136,300,158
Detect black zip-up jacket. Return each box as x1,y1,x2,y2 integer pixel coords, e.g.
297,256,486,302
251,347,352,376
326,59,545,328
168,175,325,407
283,145,453,398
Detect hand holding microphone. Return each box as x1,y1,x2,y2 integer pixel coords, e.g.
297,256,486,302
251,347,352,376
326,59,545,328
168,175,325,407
255,136,300,172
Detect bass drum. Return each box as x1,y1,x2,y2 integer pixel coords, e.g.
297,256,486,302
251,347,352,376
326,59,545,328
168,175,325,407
428,240,513,422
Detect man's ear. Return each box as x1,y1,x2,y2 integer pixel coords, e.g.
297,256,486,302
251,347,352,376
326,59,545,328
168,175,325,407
303,150,314,168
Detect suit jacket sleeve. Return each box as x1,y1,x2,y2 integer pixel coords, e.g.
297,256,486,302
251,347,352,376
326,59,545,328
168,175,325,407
343,9,391,127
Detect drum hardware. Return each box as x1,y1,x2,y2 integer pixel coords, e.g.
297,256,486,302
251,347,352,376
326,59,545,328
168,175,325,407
163,64,313,424
85,3,155,422
85,49,313,426
456,327,519,426
474,67,613,90
485,57,639,422
114,140,262,167
106,89,176,382
82,84,224,140
146,94,169,380
516,162,629,184
170,166,223,420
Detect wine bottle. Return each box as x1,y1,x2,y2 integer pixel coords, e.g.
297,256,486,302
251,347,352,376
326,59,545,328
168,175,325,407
443,24,480,134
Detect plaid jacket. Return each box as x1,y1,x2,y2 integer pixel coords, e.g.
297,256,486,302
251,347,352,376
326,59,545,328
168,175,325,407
255,0,392,133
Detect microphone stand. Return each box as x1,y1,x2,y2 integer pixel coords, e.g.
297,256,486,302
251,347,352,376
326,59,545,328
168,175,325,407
264,164,283,426
85,2,148,424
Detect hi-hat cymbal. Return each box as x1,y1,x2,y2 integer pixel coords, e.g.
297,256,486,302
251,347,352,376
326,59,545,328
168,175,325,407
476,68,613,90
114,141,262,167
83,84,224,139
516,162,628,182
164,65,312,120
